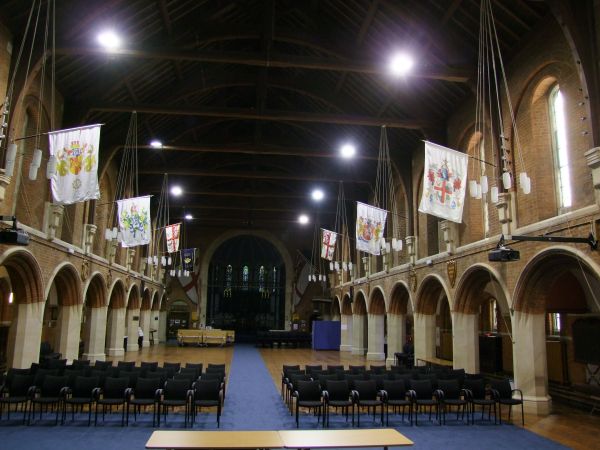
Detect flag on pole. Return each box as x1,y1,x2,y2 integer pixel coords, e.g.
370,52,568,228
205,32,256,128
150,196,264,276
116,195,151,247
179,248,199,304
356,202,387,255
181,248,195,272
418,141,469,223
320,228,338,261
47,124,102,204
165,223,181,253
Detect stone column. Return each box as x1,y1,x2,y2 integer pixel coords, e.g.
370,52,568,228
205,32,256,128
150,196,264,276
106,240,118,264
126,248,136,271
7,302,44,369
351,314,367,355
405,236,416,265
362,256,370,278
414,313,436,366
45,203,64,240
55,304,83,363
83,306,107,361
139,309,152,347
366,313,385,360
158,310,168,343
513,311,552,415
452,312,478,372
585,147,600,206
495,193,514,236
440,220,458,254
105,307,125,356
125,309,140,352
339,313,353,352
386,313,406,367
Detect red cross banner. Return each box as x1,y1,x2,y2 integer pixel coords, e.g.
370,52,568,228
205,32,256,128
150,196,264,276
418,141,469,223
321,228,338,261
165,223,181,253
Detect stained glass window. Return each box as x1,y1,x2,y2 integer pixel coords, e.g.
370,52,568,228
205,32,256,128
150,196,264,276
242,265,249,290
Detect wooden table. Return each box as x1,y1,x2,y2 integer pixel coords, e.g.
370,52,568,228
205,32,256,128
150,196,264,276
415,356,453,368
145,430,283,449
278,429,413,449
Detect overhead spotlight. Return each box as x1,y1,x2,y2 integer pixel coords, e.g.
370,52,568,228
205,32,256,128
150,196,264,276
184,213,193,220
150,140,163,149
389,52,414,76
311,189,324,202
97,30,121,50
340,143,356,159
170,186,183,196
298,214,309,225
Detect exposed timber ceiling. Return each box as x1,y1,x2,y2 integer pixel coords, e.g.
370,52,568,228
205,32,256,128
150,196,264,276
0,0,550,235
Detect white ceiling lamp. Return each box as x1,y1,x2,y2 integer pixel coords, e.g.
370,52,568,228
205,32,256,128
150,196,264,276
150,140,163,149
170,185,182,196
97,30,121,50
298,214,309,225
340,143,356,159
389,52,414,77
184,213,193,220
311,188,324,202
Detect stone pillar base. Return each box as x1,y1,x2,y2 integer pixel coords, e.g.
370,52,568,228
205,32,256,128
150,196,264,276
142,339,150,347
351,347,366,355
339,344,353,352
106,347,124,357
126,343,139,352
83,353,106,362
366,352,385,361
524,395,552,416
385,357,396,367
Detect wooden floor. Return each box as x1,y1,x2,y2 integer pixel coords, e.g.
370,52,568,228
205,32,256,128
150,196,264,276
110,344,600,449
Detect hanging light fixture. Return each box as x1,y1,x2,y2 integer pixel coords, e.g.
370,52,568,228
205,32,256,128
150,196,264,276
490,186,499,203
4,143,17,177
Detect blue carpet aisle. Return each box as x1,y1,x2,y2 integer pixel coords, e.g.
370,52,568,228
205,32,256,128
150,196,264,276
0,344,571,449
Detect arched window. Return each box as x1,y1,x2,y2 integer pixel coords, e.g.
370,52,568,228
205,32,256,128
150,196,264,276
242,265,249,290
225,265,232,289
549,85,572,209
258,265,265,292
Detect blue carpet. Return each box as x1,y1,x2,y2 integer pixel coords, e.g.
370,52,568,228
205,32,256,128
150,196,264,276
0,345,570,449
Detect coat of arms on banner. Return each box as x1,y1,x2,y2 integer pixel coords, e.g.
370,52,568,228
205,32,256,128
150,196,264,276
418,141,468,223
356,202,387,256
321,228,337,261
48,124,102,204
165,223,181,254
116,196,151,247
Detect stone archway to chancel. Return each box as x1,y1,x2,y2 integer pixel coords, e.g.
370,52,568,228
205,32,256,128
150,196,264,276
105,279,126,357
386,282,412,367
414,275,453,367
453,264,512,375
43,263,82,363
351,290,368,356
511,247,600,415
81,273,107,362
199,229,294,331
124,284,141,352
139,288,152,348
340,293,353,352
0,249,44,368
367,287,386,361
330,296,341,321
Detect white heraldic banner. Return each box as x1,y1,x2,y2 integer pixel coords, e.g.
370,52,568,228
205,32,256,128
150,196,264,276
116,195,151,247
165,223,181,253
320,228,338,261
356,202,387,256
48,124,102,204
418,141,469,223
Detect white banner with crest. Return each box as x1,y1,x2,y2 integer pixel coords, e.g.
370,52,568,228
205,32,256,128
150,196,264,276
356,202,387,255
116,195,151,247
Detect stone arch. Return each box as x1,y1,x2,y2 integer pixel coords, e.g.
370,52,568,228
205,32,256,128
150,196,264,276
126,284,141,310
415,274,451,314
339,293,354,352
151,291,160,311
389,282,412,314
353,290,367,315
513,246,600,314
0,248,44,304
386,282,414,365
330,295,341,320
45,262,82,307
352,290,368,356
107,279,126,309
341,294,353,315
200,229,294,329
82,272,107,308
141,288,152,311
368,287,386,314
454,264,511,315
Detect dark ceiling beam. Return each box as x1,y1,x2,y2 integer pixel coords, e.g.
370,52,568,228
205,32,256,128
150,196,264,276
182,204,336,214
90,104,433,129
132,143,379,160
53,47,472,82
138,168,371,184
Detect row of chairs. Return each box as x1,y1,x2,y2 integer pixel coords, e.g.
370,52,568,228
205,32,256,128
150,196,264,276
283,365,524,427
0,363,227,428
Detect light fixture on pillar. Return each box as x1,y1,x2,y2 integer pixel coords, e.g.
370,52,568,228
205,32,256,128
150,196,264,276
4,143,17,177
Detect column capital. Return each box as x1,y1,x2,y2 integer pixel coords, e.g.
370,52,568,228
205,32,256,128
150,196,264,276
0,172,11,203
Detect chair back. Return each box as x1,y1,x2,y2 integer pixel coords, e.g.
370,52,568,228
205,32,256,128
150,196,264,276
180,367,202,378
163,362,181,373
344,373,366,389
117,361,135,371
164,379,191,400
33,368,59,387
409,379,434,400
419,374,438,390
4,368,30,388
296,380,322,401
185,363,203,374
140,361,158,372
7,374,33,396
93,360,112,371
369,365,386,374
304,365,323,375
464,378,487,399
353,379,378,401
369,374,387,391
102,377,129,399
325,380,351,401
134,377,162,399
382,380,407,400
327,365,344,374
144,370,167,386
317,374,338,390
349,365,366,374
193,379,222,401
490,378,512,399
206,363,225,371
64,368,85,387
41,375,68,397
71,359,91,368
72,376,100,398
119,370,139,388
438,379,461,400
45,358,67,372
